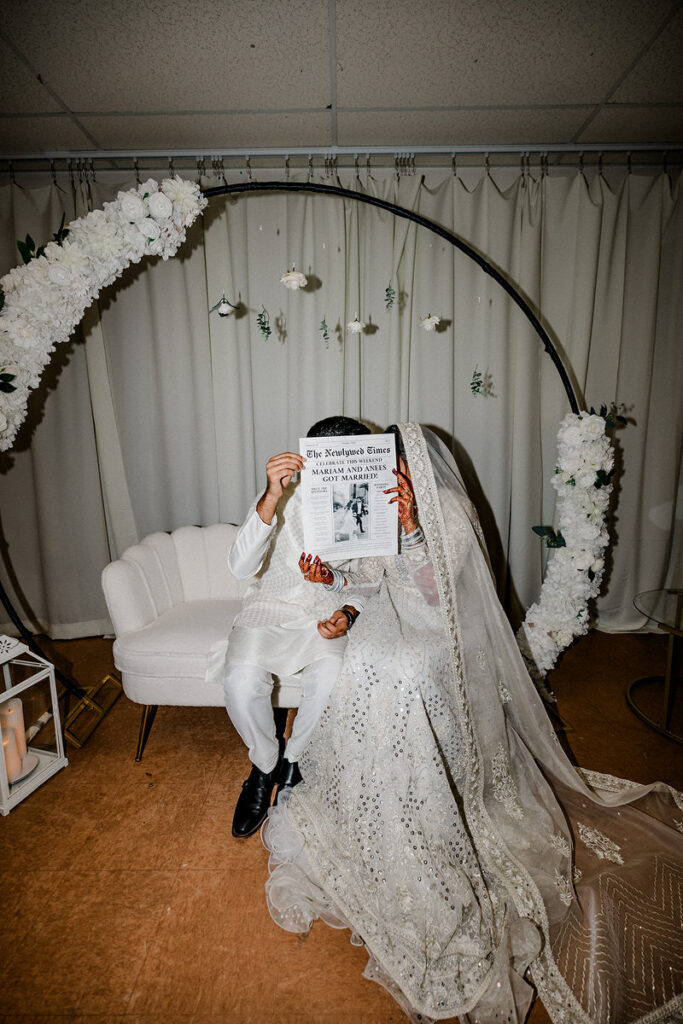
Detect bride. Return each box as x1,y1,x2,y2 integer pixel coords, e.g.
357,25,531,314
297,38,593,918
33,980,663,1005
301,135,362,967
262,422,683,1024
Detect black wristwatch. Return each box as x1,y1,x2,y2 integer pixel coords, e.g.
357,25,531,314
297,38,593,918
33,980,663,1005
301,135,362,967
340,607,358,630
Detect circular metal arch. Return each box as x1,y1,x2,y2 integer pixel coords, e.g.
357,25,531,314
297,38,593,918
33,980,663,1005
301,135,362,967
202,179,580,413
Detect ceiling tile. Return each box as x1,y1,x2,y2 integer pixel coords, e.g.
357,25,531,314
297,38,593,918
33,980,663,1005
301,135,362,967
0,40,63,114
611,7,683,103
337,107,592,147
78,112,332,150
0,116,96,154
577,105,683,143
335,0,675,107
2,0,331,112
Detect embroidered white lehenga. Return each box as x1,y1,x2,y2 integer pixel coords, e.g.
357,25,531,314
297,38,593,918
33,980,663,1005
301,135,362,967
262,423,683,1024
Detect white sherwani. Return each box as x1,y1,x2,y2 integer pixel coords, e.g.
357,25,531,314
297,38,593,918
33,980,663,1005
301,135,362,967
221,481,368,772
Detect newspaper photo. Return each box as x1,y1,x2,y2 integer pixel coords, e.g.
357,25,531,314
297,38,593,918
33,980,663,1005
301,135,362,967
299,433,399,560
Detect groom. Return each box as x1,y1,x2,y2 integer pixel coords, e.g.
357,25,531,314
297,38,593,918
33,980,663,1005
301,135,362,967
224,415,371,837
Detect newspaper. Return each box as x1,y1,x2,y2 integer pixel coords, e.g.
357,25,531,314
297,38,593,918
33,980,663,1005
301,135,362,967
299,433,399,559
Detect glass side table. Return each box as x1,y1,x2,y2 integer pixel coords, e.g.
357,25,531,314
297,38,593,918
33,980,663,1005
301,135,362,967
627,589,682,745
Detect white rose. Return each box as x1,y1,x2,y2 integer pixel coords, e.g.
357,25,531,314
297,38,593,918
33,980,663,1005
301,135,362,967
118,191,146,222
140,217,162,240
147,191,173,221
590,557,604,573
582,414,605,439
2,312,40,348
420,314,440,331
47,262,72,286
347,318,366,334
138,178,159,196
280,270,307,290
0,411,7,432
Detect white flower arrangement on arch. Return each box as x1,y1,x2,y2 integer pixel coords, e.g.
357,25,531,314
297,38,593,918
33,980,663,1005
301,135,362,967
0,175,207,450
518,411,614,691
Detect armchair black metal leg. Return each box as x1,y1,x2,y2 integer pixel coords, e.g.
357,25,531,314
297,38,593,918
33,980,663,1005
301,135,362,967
135,704,158,762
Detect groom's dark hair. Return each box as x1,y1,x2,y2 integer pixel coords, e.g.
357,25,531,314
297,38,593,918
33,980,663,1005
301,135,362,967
307,415,370,438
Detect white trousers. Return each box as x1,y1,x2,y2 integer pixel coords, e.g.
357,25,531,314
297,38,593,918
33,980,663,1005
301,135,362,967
224,657,340,773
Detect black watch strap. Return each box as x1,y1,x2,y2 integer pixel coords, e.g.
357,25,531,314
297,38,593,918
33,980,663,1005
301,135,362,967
340,607,357,630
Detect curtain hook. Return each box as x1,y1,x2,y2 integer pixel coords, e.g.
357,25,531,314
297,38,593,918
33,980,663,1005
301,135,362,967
485,153,490,178
410,152,415,175
307,154,312,181
284,154,290,181
452,153,457,177
133,158,141,184
50,160,58,186
627,150,632,174
354,153,360,180
168,156,174,177
598,151,603,177
89,158,96,182
394,154,400,180
578,151,584,177
8,160,16,185
219,156,227,186
366,154,371,177
67,159,75,187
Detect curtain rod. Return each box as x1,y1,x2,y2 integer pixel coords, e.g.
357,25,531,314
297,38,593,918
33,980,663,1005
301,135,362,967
1,143,680,161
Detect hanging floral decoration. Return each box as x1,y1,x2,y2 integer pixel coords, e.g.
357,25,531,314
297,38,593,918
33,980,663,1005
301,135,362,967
0,175,207,451
385,285,395,310
210,294,238,317
420,313,440,331
518,411,614,690
470,365,496,398
280,268,307,291
256,307,272,340
347,316,365,334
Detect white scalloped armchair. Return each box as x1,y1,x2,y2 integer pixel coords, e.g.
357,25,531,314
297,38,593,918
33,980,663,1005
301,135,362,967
101,524,299,760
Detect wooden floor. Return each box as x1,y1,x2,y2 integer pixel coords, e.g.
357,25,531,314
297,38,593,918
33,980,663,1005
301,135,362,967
0,630,680,1024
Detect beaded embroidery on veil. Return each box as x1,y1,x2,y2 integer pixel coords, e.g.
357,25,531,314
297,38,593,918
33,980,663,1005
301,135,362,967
262,423,683,1024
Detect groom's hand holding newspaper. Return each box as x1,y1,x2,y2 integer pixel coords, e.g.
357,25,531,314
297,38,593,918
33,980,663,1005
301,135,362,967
256,451,305,525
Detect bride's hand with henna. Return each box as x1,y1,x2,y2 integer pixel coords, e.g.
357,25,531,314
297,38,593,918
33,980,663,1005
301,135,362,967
384,467,419,534
299,553,334,584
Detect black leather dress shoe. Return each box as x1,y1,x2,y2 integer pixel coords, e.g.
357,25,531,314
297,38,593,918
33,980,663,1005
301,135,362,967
232,763,277,837
274,758,303,805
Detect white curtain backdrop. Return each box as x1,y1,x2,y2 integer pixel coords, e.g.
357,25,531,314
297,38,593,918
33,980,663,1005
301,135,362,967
0,167,680,638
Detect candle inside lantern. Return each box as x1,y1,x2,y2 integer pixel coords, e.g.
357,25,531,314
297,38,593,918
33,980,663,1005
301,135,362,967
2,727,22,784
0,698,27,758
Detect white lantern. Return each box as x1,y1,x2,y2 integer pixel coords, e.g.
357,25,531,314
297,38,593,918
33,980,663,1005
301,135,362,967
0,636,68,815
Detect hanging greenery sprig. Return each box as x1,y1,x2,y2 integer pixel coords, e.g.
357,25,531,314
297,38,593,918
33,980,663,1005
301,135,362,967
16,212,70,266
0,369,17,394
256,307,272,340
589,402,628,429
385,285,395,310
320,318,330,348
